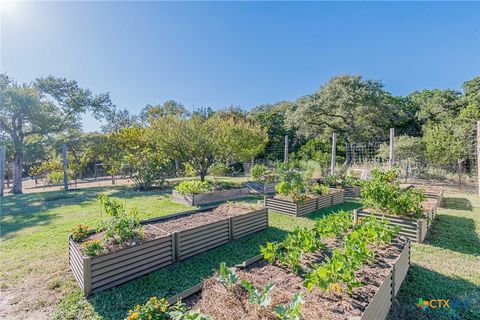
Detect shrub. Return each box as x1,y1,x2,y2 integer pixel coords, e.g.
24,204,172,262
82,239,104,256
98,194,143,244
175,180,212,195
127,297,210,320
361,168,426,218
274,170,306,202
71,224,90,242
128,151,167,190
307,183,330,196
208,163,230,177
250,164,277,184
47,171,64,185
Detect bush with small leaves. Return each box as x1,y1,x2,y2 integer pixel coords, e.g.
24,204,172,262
175,180,212,195
71,224,90,242
82,239,104,256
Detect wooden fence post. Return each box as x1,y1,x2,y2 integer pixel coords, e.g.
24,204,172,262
389,128,395,167
331,132,336,175
0,145,5,197
62,143,68,191
284,135,289,163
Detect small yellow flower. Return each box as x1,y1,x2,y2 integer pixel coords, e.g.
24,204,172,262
160,306,167,312
136,304,141,310
128,313,139,320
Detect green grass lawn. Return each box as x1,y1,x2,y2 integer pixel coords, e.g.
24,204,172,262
390,190,480,320
1,185,479,319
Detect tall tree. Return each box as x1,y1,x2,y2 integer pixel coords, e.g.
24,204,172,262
101,108,138,132
139,100,189,124
0,74,113,193
151,115,267,181
285,75,392,165
408,89,463,126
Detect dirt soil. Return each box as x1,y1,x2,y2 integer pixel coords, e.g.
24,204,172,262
149,203,262,233
189,237,406,320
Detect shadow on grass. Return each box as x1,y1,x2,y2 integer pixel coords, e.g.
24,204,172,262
426,214,480,256
87,226,289,320
441,197,473,211
0,187,116,238
0,185,170,238
389,264,480,320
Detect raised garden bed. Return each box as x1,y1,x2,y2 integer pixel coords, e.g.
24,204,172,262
172,187,250,206
242,181,277,194
69,204,268,296
265,189,345,216
343,185,361,197
168,238,411,320
354,208,428,243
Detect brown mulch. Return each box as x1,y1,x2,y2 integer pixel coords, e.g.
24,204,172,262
189,238,405,320
75,203,262,256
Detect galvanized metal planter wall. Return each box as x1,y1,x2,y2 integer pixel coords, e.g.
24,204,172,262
354,209,428,243
360,240,410,320
343,185,361,198
168,239,411,320
69,208,268,296
264,189,345,217
172,188,251,206
242,181,277,194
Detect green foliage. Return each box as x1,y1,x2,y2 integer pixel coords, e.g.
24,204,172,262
71,224,90,242
285,75,392,143
304,216,398,294
274,166,307,202
208,163,230,177
82,239,104,256
126,297,211,320
216,262,238,289
47,171,65,184
250,164,277,183
240,280,273,309
175,180,212,195
361,168,426,218
307,183,330,196
152,115,267,181
98,194,143,243
274,293,304,320
260,242,282,264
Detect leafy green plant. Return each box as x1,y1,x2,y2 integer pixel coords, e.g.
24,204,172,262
208,163,230,177
251,164,277,183
307,183,330,196
278,246,303,274
361,168,426,218
260,242,282,263
71,224,90,242
274,170,306,202
127,297,211,320
240,280,273,309
216,262,238,289
98,194,143,244
304,215,399,294
274,293,304,320
175,180,212,195
82,239,104,256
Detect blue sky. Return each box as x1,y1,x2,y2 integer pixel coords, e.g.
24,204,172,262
1,1,479,131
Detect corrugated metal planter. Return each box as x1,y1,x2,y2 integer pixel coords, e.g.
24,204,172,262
264,196,318,216
69,207,268,296
168,239,411,320
242,181,277,194
354,209,428,243
172,188,251,206
265,189,345,217
343,185,361,197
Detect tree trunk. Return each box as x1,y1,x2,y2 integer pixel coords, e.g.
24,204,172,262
199,171,206,182
111,173,116,185
12,151,23,194
404,161,409,183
